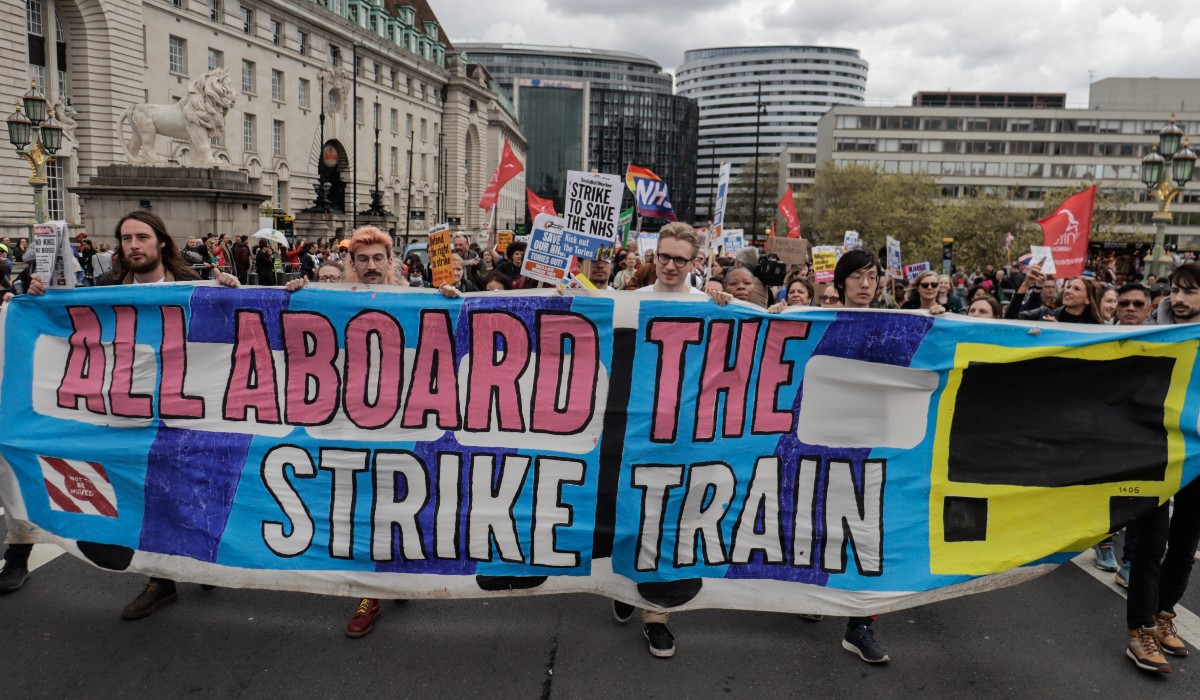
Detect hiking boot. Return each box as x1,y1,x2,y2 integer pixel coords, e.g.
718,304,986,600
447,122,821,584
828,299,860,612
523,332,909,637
0,561,30,594
643,623,675,658
842,623,890,663
1153,612,1188,657
1128,626,1171,672
1093,543,1118,572
122,578,178,620
612,600,635,624
345,598,381,639
1114,561,1131,588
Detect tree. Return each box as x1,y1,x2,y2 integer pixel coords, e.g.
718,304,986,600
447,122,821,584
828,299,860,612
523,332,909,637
936,189,1037,272
724,157,779,241
802,163,940,257
1036,183,1147,244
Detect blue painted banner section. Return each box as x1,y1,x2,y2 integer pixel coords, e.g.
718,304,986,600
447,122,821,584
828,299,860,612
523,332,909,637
2,286,1199,614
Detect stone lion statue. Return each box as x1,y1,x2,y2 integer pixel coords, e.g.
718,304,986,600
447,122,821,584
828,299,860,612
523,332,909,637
118,68,237,166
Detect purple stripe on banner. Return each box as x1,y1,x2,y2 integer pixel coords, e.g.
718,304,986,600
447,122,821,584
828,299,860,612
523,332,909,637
139,425,253,562
725,312,933,584
186,287,291,351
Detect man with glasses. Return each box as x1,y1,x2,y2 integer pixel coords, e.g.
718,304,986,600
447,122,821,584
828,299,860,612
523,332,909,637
614,222,731,659
1115,283,1153,327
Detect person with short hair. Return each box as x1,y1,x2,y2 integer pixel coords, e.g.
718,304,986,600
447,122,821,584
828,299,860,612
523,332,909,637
967,296,1001,318
1125,262,1200,673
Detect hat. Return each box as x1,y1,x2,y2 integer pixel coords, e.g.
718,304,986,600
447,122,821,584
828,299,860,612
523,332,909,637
0,244,8,253
339,239,350,250
76,232,88,239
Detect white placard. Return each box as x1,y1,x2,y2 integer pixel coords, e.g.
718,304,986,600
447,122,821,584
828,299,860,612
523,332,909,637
564,171,623,243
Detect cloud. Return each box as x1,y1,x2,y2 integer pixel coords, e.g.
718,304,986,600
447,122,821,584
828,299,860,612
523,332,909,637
437,0,1200,104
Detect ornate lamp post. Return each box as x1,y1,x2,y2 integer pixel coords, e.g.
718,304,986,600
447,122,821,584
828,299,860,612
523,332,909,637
6,81,63,228
1140,114,1196,278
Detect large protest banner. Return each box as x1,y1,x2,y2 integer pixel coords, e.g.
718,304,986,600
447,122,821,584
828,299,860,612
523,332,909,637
2,286,1198,616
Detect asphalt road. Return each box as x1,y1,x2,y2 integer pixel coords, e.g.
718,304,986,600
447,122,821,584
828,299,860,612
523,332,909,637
3,517,1200,698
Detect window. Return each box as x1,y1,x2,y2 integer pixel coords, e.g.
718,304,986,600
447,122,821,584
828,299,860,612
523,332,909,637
298,78,310,109
390,108,398,134
242,60,255,94
273,120,284,156
328,45,341,68
169,36,187,74
171,0,181,7
419,117,427,141
208,0,221,22
390,146,398,174
405,113,413,135
47,157,65,220
270,18,282,45
420,153,427,180
241,7,254,35
243,113,256,151
271,69,284,101
276,179,289,209
298,30,309,56
355,97,363,125
372,102,380,128
390,68,398,91
207,48,224,71
27,0,44,35
374,61,382,84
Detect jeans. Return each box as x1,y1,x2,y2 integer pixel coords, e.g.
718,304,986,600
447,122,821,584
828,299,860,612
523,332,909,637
1127,478,1200,629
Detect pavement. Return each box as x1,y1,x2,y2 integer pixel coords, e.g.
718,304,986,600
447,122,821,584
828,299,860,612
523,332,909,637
3,510,1199,698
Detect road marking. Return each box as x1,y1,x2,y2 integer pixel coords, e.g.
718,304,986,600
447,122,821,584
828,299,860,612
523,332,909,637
2,506,67,571
1072,553,1200,646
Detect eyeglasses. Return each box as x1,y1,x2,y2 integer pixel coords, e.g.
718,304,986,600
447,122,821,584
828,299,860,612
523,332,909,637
355,254,388,265
819,295,840,303
1116,300,1146,308
918,282,939,289
655,253,694,268
318,275,342,282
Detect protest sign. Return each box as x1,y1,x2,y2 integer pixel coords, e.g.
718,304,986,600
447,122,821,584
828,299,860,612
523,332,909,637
812,246,839,283
886,237,903,279
34,221,76,289
843,230,861,250
1029,246,1057,275
905,262,933,281
522,213,572,284
4,288,1197,616
560,229,615,261
637,233,659,257
711,163,732,244
427,224,454,288
564,171,623,242
724,229,746,253
765,237,810,267
496,230,514,255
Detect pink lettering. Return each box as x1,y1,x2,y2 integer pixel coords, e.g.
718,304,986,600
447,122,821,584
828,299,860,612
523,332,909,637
401,310,460,430
159,306,204,419
343,311,404,429
695,320,761,441
224,311,281,423
645,319,703,442
465,312,530,431
531,313,598,435
56,307,106,414
751,320,810,434
282,312,341,425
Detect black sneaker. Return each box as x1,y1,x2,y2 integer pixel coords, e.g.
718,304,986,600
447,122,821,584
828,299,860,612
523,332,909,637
121,579,178,620
0,561,30,594
613,600,635,624
643,623,675,658
842,623,890,663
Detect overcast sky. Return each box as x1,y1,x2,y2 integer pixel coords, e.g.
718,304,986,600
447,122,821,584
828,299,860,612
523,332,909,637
436,0,1200,106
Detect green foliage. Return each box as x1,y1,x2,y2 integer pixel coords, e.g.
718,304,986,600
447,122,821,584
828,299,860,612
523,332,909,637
725,157,779,238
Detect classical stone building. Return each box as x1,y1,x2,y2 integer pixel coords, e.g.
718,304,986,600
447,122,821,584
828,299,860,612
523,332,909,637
1,0,525,243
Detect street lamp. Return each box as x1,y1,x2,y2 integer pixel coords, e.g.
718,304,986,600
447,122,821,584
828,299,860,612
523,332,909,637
750,81,765,244
1141,114,1196,277
6,81,63,227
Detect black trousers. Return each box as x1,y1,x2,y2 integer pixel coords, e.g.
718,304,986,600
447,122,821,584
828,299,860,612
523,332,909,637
2,543,32,567
1127,478,1200,629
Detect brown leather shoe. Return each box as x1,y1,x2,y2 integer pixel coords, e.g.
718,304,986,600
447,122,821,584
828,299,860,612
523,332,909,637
121,578,178,620
345,598,381,638
1154,611,1189,657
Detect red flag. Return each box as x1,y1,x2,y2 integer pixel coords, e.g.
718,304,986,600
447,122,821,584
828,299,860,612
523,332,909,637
778,186,802,238
527,189,556,222
478,141,524,211
1037,185,1095,277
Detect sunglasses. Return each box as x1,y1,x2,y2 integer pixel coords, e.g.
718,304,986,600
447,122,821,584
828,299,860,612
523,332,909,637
1116,300,1146,308
819,295,840,303
918,282,939,289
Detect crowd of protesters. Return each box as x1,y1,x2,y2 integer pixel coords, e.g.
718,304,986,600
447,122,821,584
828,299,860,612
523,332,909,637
0,214,1197,677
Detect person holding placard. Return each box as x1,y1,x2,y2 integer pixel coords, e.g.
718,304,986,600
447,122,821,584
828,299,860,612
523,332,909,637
900,271,947,315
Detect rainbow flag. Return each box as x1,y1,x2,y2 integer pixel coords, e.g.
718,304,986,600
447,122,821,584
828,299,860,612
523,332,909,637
625,165,678,222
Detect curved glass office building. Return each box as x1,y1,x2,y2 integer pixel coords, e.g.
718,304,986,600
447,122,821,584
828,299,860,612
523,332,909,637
459,43,699,222
677,46,868,220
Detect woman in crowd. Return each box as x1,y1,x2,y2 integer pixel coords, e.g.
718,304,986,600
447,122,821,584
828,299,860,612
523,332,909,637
965,284,991,304
315,260,344,283
724,266,766,307
901,271,947,315
703,276,724,295
967,296,1002,318
450,254,478,293
1099,284,1119,323
611,250,638,290
768,276,815,313
818,283,842,308
407,262,428,288
1026,276,1104,323
937,274,964,313
255,240,276,286
481,272,513,291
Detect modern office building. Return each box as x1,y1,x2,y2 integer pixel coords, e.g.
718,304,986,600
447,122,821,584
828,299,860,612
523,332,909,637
457,42,699,223
2,0,525,241
676,45,868,220
805,79,1200,245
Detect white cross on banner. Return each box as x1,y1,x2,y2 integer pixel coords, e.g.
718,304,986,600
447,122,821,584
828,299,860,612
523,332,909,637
39,456,119,517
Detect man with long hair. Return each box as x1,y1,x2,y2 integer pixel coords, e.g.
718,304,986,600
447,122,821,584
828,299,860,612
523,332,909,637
5,211,239,612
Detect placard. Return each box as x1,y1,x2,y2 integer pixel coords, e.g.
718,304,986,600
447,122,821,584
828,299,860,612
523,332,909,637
496,230,514,255
522,213,572,284
765,237,810,267
904,262,932,281
886,237,903,279
33,221,75,289
812,245,839,284
564,171,623,242
1028,246,1057,275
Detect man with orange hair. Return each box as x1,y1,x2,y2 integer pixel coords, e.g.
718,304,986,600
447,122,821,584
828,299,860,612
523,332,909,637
288,226,396,290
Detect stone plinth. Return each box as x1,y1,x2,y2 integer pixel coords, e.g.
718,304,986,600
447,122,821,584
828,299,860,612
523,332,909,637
71,165,269,247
